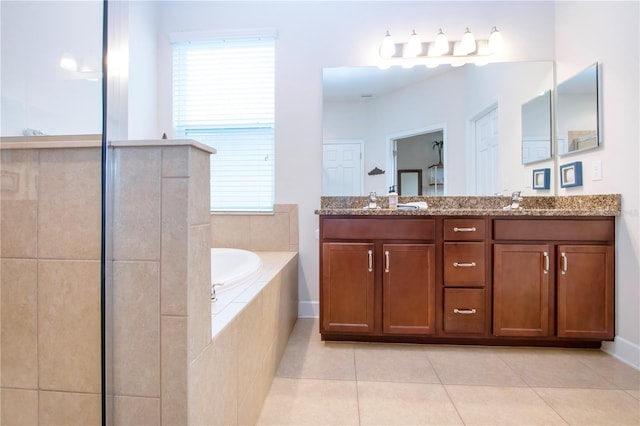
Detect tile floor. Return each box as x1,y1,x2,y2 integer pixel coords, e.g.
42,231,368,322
257,319,640,425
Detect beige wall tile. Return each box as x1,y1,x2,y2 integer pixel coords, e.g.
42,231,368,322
250,213,290,251
1,145,38,259
0,200,37,258
161,177,189,315
38,148,101,260
202,321,239,425
0,388,38,426
0,149,38,201
277,258,299,359
113,261,160,397
187,224,212,362
187,343,216,426
113,396,161,426
162,146,189,178
39,391,101,426
1,259,37,388
237,296,265,412
161,316,188,426
113,147,161,261
210,214,251,249
188,148,211,226
38,260,101,393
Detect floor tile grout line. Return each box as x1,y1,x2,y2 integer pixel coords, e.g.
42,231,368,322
530,386,571,426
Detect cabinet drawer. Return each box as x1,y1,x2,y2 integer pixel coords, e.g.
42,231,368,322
493,218,614,241
444,243,485,287
443,289,486,334
444,219,486,241
322,218,435,241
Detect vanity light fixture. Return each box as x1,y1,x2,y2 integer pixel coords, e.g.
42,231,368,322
488,26,504,53
460,27,476,54
379,30,396,59
434,28,449,55
377,26,504,68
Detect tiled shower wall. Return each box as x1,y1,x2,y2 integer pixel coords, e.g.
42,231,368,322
1,142,102,424
110,141,214,425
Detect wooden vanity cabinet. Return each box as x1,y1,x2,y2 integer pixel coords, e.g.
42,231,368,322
493,218,615,341
320,217,436,338
442,218,490,336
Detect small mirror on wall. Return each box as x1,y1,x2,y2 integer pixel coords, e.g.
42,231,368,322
522,90,552,164
556,63,599,156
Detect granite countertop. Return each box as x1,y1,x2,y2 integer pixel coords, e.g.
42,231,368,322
315,194,621,217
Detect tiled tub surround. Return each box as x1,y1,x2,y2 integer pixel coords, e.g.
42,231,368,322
211,204,299,252
317,194,621,216
1,135,103,425
192,251,298,425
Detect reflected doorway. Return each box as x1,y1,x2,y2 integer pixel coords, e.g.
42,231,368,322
322,140,364,196
389,127,445,196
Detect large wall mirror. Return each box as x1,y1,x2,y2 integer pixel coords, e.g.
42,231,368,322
556,63,599,156
322,61,554,196
521,90,552,164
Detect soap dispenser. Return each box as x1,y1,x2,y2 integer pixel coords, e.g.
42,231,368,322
388,185,398,210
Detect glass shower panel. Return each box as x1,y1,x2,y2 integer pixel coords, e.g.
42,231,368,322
0,1,105,424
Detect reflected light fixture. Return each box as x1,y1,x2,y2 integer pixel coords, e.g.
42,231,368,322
460,27,476,54
59,53,77,71
379,30,396,59
377,26,503,68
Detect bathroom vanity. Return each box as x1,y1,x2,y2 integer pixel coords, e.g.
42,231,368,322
316,195,620,347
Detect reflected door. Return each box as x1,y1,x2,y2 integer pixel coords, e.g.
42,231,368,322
474,107,500,195
322,141,363,196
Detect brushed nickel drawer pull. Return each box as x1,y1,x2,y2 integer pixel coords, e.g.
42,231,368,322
453,262,476,268
367,250,373,272
384,250,390,273
454,308,477,315
561,252,567,275
453,227,477,232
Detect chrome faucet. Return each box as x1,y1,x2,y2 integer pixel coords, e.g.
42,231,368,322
368,191,378,209
509,191,523,209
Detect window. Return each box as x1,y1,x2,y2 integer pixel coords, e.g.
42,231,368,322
172,32,275,212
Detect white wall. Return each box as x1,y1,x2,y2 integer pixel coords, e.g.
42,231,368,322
155,0,556,319
555,1,640,368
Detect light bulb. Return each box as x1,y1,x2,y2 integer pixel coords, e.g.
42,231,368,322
489,26,504,53
405,30,422,58
460,27,476,55
379,30,396,59
434,28,449,55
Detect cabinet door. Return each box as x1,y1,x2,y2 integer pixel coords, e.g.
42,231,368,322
557,245,614,339
382,244,436,335
493,244,552,337
322,242,375,333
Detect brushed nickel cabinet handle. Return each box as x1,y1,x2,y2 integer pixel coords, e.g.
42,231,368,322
543,251,549,275
368,250,373,272
453,308,477,315
453,262,476,268
561,252,567,275
384,250,390,273
453,227,476,232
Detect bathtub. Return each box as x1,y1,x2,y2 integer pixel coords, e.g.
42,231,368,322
211,248,262,296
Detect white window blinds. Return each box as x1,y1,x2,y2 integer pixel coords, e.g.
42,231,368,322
172,35,275,212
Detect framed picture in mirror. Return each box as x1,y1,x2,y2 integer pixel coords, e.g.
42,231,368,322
532,168,551,190
559,161,583,188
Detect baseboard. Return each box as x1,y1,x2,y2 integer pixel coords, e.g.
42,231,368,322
602,336,640,370
298,301,319,318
